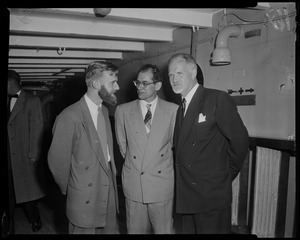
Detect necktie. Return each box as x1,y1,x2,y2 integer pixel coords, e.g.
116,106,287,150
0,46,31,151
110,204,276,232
181,98,186,124
97,106,108,164
144,104,152,133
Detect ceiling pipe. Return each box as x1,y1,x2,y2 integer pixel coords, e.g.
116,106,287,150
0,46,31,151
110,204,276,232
212,25,243,65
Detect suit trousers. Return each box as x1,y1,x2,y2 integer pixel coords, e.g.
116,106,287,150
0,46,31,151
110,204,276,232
68,162,117,234
8,169,41,232
181,207,232,234
125,197,174,234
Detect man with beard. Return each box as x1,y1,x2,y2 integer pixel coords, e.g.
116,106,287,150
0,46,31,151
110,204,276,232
48,61,120,234
114,64,178,233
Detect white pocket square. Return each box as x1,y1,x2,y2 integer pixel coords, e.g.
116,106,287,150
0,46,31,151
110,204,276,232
198,113,206,123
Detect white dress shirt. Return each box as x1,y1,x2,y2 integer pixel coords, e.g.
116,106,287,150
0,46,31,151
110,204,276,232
84,94,110,163
183,83,199,116
139,96,158,134
10,90,21,111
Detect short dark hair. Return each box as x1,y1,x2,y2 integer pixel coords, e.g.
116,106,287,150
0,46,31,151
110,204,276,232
8,69,21,84
138,64,162,82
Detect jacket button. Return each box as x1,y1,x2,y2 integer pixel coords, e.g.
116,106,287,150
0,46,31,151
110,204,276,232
88,183,92,187
85,166,89,170
187,164,192,167
192,181,197,185
192,142,196,146
86,200,90,204
133,156,136,159
161,154,164,157
141,172,144,175
158,170,161,174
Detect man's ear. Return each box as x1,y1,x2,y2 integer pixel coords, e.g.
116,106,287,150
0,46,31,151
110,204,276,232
92,80,100,90
155,81,162,91
191,65,197,79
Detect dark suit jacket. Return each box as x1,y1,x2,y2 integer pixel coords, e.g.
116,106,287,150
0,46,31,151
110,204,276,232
48,96,118,228
174,85,249,214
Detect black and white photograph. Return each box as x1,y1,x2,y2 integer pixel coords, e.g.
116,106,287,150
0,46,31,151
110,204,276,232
3,5,297,237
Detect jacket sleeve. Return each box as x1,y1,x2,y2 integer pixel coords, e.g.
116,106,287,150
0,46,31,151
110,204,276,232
216,92,250,180
28,96,44,159
47,112,74,195
114,106,126,158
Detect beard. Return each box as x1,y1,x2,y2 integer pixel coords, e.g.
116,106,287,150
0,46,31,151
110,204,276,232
98,86,117,106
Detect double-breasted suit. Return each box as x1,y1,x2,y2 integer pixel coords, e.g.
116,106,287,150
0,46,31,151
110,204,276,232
114,98,178,204
174,85,249,214
48,96,118,228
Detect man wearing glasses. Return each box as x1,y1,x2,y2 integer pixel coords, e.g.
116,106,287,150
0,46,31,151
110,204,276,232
114,64,178,233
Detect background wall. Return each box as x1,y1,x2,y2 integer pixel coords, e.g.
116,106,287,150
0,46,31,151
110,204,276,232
115,8,296,141
194,9,296,140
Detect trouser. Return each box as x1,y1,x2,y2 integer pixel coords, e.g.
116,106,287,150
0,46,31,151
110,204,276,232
125,197,174,234
181,208,232,234
8,169,41,232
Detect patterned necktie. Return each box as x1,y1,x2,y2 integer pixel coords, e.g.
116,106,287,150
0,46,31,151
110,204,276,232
144,104,152,133
97,106,108,163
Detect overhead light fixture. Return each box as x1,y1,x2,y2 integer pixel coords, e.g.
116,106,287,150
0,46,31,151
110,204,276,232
212,25,243,65
94,8,111,17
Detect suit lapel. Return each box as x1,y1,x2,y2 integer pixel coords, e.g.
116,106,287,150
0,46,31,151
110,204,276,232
128,100,148,155
8,91,25,123
142,98,168,168
79,97,108,174
177,86,205,154
147,98,167,149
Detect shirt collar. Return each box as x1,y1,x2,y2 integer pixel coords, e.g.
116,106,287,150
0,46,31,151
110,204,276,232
84,94,103,113
139,95,158,108
184,83,199,106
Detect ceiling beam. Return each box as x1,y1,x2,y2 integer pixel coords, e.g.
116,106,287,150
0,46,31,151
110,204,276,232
9,58,98,65
9,49,123,59
10,68,85,73
9,64,87,68
9,9,173,42
19,72,75,76
10,35,145,52
26,8,215,28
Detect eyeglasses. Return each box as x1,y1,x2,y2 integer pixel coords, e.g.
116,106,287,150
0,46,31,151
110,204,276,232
133,80,156,88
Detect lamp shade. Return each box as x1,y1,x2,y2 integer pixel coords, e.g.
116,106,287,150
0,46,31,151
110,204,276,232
212,47,231,65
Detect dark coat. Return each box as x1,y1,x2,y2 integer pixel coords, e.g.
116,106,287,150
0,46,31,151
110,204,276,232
47,96,119,228
7,90,46,203
173,85,249,214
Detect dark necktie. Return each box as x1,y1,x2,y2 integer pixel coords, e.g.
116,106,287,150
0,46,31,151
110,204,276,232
97,106,108,164
181,98,186,124
144,104,152,133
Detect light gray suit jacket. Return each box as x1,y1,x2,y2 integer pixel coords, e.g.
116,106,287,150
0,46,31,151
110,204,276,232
114,98,178,203
48,96,118,228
